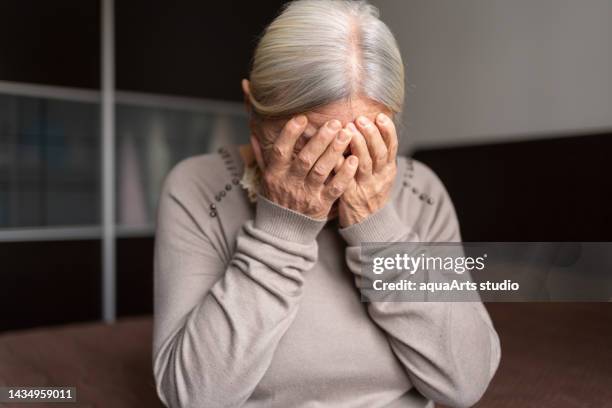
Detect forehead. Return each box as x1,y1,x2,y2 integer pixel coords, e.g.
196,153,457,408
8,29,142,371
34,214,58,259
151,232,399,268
306,96,391,127
266,96,392,131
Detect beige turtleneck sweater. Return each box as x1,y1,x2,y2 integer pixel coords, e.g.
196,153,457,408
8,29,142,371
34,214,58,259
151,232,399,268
152,144,501,408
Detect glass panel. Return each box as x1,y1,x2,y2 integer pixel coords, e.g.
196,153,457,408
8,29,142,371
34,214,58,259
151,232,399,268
0,93,100,228
115,104,248,227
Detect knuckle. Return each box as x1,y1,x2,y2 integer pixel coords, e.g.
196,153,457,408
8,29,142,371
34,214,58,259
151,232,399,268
271,144,285,160
312,163,327,178
328,183,344,197
375,151,388,162
296,153,312,170
359,159,372,172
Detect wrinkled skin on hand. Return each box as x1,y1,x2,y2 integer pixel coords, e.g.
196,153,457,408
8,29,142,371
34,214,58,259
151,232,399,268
337,113,398,227
260,115,359,220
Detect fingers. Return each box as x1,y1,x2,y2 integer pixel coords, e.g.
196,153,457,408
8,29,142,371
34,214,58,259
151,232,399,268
268,115,308,172
323,155,359,201
291,119,341,178
346,122,372,180
334,155,345,173
375,113,398,163
293,123,318,153
355,115,388,171
307,127,352,186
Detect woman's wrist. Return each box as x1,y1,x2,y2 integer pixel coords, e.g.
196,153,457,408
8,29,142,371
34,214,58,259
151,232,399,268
254,194,327,244
338,201,408,245
338,198,387,227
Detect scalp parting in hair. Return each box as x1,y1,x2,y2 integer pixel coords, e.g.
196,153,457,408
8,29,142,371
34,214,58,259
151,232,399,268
248,0,405,119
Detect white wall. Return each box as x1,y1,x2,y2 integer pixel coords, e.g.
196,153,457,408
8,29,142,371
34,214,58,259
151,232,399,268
371,0,612,149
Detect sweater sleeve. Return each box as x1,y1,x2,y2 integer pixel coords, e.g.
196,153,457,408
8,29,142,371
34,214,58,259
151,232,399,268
153,184,326,408
339,181,501,407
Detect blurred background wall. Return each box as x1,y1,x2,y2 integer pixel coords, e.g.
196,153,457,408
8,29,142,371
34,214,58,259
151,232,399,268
1,0,611,332
0,0,285,331
372,0,612,149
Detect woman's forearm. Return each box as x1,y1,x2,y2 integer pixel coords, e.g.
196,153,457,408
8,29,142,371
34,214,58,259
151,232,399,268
340,202,501,408
153,195,326,408
363,296,501,408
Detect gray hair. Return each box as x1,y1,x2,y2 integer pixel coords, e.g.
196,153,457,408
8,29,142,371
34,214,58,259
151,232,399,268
248,0,405,118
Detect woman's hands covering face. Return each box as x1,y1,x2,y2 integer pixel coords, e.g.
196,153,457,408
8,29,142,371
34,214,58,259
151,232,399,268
261,115,359,220
260,112,397,225
336,113,398,227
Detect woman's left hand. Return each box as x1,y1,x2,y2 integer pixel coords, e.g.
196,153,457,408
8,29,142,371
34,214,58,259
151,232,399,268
338,113,398,227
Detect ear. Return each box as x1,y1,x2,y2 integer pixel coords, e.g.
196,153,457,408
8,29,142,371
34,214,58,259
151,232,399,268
241,79,252,114
249,133,266,171
242,78,259,131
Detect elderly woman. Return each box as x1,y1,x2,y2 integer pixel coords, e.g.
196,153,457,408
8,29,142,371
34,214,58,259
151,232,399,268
153,1,500,407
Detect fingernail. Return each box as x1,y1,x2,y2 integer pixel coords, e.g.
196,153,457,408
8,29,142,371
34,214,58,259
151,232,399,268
337,129,350,142
347,122,357,132
348,156,358,166
328,119,341,130
377,113,388,124
357,116,369,126
295,115,307,126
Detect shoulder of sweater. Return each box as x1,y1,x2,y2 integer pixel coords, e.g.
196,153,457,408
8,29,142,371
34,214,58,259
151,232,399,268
160,148,250,226
162,153,221,199
394,156,461,242
162,148,246,205
156,151,249,262
395,155,453,207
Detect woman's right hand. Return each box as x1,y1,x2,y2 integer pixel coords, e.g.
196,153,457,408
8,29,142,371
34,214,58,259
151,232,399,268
261,115,359,219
